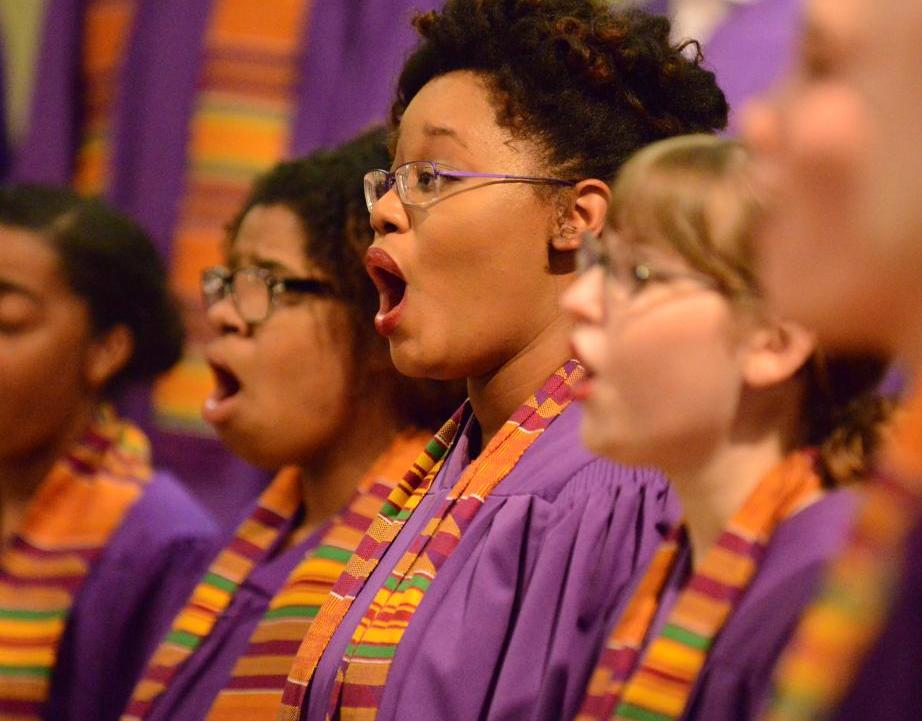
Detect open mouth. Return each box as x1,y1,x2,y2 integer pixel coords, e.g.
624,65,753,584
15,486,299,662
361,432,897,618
202,359,243,424
365,247,408,336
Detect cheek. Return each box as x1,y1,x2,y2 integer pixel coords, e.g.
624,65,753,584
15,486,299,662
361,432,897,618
586,306,741,462
758,87,884,344
400,191,558,377
0,329,89,458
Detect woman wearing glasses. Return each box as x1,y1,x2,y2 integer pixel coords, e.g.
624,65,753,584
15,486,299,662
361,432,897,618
120,129,461,721
276,3,727,721
0,184,218,721
564,135,889,721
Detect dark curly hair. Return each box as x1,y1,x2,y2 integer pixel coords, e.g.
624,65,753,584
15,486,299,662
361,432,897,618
392,0,729,181
227,127,465,431
0,183,184,395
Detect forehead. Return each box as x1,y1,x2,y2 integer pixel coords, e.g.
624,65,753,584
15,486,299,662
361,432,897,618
231,204,313,274
0,224,64,292
394,70,539,170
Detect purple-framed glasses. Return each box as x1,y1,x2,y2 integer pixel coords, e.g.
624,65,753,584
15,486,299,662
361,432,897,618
363,160,575,211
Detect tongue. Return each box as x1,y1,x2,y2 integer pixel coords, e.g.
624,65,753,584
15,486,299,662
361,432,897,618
377,269,407,315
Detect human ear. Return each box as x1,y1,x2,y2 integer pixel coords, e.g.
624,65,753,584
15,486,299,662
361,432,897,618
550,179,611,252
85,324,134,391
741,319,816,388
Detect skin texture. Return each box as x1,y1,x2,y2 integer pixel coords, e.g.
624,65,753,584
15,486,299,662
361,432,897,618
204,204,402,528
744,0,922,360
0,224,129,541
204,204,358,470
369,71,608,447
564,229,815,561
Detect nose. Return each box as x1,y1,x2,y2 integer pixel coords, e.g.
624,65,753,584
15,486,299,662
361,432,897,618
562,267,606,326
205,292,248,336
370,185,410,237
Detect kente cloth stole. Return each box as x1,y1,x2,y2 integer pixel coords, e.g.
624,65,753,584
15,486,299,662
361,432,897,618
0,408,152,721
760,394,922,721
202,431,432,721
121,431,427,721
575,450,824,721
72,0,138,195
275,406,466,721
276,359,584,721
152,0,312,432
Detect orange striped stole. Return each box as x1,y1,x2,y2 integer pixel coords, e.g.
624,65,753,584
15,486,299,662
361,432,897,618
152,0,312,432
760,396,922,721
0,408,152,721
71,0,137,195
277,360,583,721
121,430,428,721
576,450,823,721
203,431,431,721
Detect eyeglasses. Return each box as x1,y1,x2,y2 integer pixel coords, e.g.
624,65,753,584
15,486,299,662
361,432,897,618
363,160,575,212
201,266,336,324
576,231,721,297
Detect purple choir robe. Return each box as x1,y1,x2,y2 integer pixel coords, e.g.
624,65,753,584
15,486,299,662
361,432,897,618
139,509,323,721
11,0,443,533
826,517,922,721
0,32,9,180
46,469,219,721
600,488,856,721
645,0,803,128
302,403,676,721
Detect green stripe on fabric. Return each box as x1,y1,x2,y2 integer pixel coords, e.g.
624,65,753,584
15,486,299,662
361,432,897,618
383,575,399,591
203,572,238,593
424,438,445,457
0,608,67,621
351,643,398,659
263,605,319,620
396,575,431,593
0,665,51,678
312,546,353,563
165,630,200,648
616,702,673,721
661,623,712,651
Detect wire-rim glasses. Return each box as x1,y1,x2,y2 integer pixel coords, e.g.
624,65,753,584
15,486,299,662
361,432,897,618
363,160,576,212
201,266,337,325
576,231,722,298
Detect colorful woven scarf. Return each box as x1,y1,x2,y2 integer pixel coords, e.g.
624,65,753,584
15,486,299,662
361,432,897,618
72,0,137,195
0,408,152,721
575,450,824,721
152,0,312,432
759,394,922,721
278,360,583,721
121,430,428,721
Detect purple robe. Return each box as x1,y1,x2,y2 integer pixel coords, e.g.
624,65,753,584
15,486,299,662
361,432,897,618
620,489,856,721
302,403,676,721
46,469,219,721
645,0,803,128
139,507,323,721
826,517,922,721
11,0,443,533
0,32,9,180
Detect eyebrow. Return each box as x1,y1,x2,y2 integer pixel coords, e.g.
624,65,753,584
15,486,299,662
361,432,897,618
228,254,299,276
422,123,470,150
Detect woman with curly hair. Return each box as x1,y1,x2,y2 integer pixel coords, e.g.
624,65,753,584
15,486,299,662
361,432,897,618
275,3,729,721
117,128,463,721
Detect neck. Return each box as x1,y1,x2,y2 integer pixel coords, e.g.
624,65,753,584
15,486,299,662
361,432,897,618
0,403,97,545
667,435,787,567
466,313,572,454
299,380,405,535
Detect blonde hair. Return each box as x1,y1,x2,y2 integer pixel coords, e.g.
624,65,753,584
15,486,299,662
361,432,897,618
607,134,891,487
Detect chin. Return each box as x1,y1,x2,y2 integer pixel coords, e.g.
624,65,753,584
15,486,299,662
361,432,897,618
389,339,462,382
